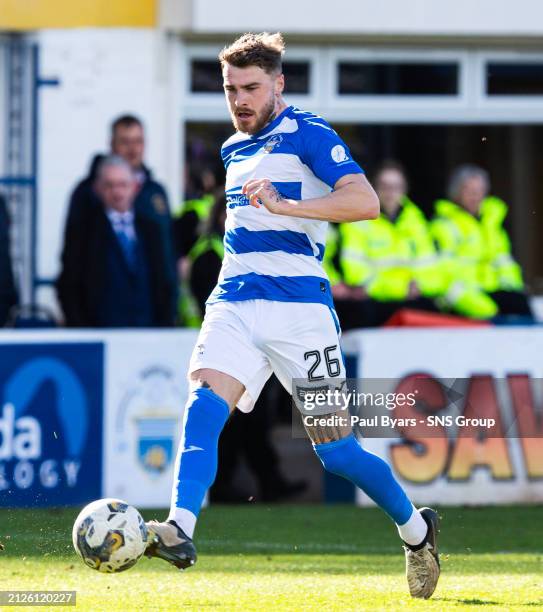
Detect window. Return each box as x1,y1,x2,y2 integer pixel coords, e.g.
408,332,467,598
190,60,222,93
486,63,543,95
337,62,459,95
283,61,310,94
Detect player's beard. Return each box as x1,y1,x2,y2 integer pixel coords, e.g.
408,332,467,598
232,94,276,135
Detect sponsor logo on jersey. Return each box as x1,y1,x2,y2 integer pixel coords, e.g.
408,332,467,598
226,193,250,209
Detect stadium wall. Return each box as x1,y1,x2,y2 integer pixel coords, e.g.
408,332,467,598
4,0,542,37
163,0,543,38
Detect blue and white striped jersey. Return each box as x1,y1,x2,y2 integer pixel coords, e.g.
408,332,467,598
207,106,364,307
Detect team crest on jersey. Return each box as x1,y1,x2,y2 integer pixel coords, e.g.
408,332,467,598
262,134,283,153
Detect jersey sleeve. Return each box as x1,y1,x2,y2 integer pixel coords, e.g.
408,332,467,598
299,119,364,188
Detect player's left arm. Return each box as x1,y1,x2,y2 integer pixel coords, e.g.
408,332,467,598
242,173,379,222
243,121,379,221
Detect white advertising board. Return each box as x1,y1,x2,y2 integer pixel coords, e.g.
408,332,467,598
342,328,543,506
102,330,199,508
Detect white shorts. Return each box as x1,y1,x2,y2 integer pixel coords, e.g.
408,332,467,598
189,299,345,412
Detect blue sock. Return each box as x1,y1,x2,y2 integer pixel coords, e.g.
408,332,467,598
314,433,413,524
170,387,229,517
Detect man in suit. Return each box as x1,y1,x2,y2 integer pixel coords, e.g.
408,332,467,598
64,115,176,285
0,194,17,326
57,156,177,327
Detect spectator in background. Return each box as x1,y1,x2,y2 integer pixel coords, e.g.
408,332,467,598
372,161,445,301
174,168,219,325
331,161,441,329
57,156,177,327
64,114,176,290
186,193,226,317
175,167,218,260
432,165,532,320
0,194,17,325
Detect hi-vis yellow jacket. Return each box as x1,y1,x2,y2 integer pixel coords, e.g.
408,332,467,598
335,197,445,301
431,197,524,319
178,233,225,327
175,193,215,222
176,194,216,326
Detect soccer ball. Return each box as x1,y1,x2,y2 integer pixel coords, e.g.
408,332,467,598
72,498,148,573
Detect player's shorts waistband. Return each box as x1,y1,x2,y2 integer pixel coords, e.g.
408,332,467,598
207,273,334,308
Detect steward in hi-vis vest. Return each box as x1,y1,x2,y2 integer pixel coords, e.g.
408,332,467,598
432,165,531,320
339,161,444,300
330,161,442,328
174,190,216,326
179,194,227,327
339,195,445,301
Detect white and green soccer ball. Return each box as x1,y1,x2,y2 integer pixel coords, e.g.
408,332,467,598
72,498,148,573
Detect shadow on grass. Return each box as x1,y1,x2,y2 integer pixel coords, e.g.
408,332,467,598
437,598,500,605
437,598,543,607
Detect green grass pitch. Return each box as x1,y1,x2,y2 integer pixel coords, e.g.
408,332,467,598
0,505,541,611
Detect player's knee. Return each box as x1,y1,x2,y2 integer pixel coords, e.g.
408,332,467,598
188,369,242,411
